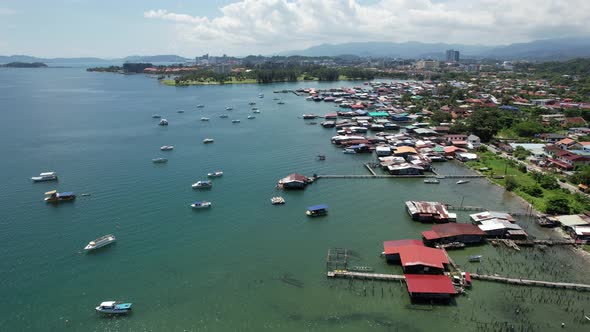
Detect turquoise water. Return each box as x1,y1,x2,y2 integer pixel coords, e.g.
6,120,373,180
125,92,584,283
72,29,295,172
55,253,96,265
1,68,589,331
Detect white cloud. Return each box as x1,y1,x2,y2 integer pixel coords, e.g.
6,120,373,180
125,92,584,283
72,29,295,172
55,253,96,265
144,0,590,54
0,7,16,16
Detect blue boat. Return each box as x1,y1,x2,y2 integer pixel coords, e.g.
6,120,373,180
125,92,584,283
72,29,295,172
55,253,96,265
306,204,328,217
95,301,132,315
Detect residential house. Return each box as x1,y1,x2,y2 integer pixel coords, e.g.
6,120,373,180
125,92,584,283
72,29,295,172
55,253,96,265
556,138,580,150
467,134,481,148
539,133,566,143
564,117,588,127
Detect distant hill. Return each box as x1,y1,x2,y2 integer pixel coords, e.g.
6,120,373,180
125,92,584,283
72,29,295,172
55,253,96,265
123,55,189,63
0,55,190,66
284,38,590,60
1,62,48,68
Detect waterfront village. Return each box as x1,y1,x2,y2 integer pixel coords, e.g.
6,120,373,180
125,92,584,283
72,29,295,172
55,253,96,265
274,77,590,304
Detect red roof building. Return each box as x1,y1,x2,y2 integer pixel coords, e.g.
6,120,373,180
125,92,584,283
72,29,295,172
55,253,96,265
422,223,486,245
382,241,449,274
404,274,456,301
277,173,312,189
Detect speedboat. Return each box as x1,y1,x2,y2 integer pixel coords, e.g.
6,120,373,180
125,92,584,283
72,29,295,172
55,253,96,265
253,109,260,114
343,148,356,154
226,107,233,111
152,114,161,118
232,119,241,123
424,179,440,184
84,234,116,251
196,104,205,108
160,145,174,151
271,196,285,205
177,110,185,113
306,204,328,217
44,190,76,203
158,119,168,126
219,114,229,118
456,180,470,184
302,114,317,119
191,201,212,209
95,301,132,315
258,93,264,98
203,138,214,144
31,172,58,182
200,117,210,121
247,116,255,119
207,171,223,177
192,180,212,189
152,157,168,163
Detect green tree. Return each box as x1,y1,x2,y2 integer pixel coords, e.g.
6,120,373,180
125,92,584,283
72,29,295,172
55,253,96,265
505,176,518,191
522,185,544,197
545,196,571,215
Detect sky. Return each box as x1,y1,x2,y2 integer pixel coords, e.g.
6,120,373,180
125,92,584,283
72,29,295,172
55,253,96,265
1,0,590,58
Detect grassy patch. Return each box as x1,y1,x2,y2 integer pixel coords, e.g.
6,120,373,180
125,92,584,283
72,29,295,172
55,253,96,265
584,245,590,253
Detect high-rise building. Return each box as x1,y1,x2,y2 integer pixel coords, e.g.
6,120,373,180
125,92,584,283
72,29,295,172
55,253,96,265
445,49,460,63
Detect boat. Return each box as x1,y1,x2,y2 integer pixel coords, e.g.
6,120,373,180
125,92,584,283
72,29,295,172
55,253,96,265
253,109,260,114
196,104,205,108
177,110,185,113
468,255,483,262
317,155,326,160
44,190,76,203
247,116,255,119
191,201,212,209
271,196,285,205
203,138,214,144
219,114,229,118
152,158,168,163
302,114,317,119
152,114,161,118
207,171,223,177
84,234,116,251
249,102,256,105
277,101,285,105
226,107,233,111
251,107,259,111
31,172,58,182
424,179,440,184
160,145,174,151
456,180,470,184
81,193,91,197
258,93,264,98
306,204,328,217
343,148,357,154
200,117,210,121
232,119,241,123
192,180,212,189
158,119,168,126
95,301,132,315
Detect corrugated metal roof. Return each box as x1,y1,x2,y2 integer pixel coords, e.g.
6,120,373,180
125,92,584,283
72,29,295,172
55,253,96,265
405,274,456,294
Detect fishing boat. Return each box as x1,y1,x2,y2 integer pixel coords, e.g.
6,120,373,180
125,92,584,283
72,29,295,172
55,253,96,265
271,196,285,205
84,234,116,251
192,180,212,189
158,119,168,126
232,119,241,123
191,201,212,209
207,171,223,177
95,301,132,315
203,138,214,144
152,157,168,163
424,179,440,184
251,107,259,111
152,114,161,118
200,117,210,121
306,204,328,217
247,115,255,119
160,145,174,151
219,114,229,118
456,180,470,184
44,190,76,203
31,172,58,182
196,104,205,108
468,255,483,262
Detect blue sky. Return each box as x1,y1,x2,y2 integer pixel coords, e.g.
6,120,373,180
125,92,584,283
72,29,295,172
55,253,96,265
1,0,588,58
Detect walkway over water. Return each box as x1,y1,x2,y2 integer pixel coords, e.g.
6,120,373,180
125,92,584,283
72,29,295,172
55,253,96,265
315,174,485,179
327,270,405,281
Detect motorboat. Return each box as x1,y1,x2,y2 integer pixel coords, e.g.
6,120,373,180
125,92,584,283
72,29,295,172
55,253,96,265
200,117,210,121
203,138,214,144
207,171,223,177
44,190,76,203
95,301,132,315
424,179,440,184
249,102,256,105
84,234,116,251
253,109,260,114
468,255,483,262
177,110,184,113
343,148,357,154
251,107,259,111
158,119,168,126
302,114,317,119
277,101,285,105
152,114,161,118
232,119,241,123
317,155,326,160
226,107,233,111
456,180,470,184
31,172,58,182
219,114,229,118
271,196,285,205
306,204,328,217
191,201,212,209
152,158,168,163
258,93,264,98
160,145,174,151
192,180,212,189
247,116,255,119
196,104,205,108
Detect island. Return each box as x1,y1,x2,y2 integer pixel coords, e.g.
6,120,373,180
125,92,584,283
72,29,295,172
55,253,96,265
1,62,48,68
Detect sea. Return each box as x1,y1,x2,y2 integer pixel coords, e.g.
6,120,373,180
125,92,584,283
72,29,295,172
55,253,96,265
0,66,589,331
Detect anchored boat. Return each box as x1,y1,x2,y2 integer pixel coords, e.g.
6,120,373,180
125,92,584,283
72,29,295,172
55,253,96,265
306,204,328,217
424,179,440,184
158,119,168,126
44,190,75,203
191,201,212,209
31,172,58,182
456,180,470,184
271,197,285,205
84,234,116,251
203,138,214,144
152,157,168,163
160,145,174,151
207,171,223,177
95,301,132,315
192,180,212,189
468,255,483,262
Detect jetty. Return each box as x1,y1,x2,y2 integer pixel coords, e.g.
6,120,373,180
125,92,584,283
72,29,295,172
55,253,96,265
314,174,485,179
327,270,406,281
470,273,590,292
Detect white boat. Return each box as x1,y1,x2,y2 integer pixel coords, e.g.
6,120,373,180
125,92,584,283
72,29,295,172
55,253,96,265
247,115,255,119
271,196,285,205
95,301,132,315
196,104,205,108
84,234,116,251
200,117,210,121
219,114,229,118
191,201,212,209
192,180,212,189
253,109,260,114
152,114,161,118
232,119,241,123
251,107,259,111
203,138,214,144
424,179,440,184
456,180,470,184
207,171,223,177
468,255,483,262
258,93,264,98
160,145,174,151
31,172,58,182
226,107,233,111
343,148,357,154
158,119,168,126
152,157,168,163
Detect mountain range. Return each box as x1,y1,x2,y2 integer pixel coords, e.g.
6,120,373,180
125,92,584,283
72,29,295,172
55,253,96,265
0,54,190,65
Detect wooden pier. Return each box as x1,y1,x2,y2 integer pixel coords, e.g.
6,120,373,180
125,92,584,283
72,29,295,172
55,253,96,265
470,273,590,292
446,205,487,212
364,163,377,176
315,174,485,179
327,270,406,281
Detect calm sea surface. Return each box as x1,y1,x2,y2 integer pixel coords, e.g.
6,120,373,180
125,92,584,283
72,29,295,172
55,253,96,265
1,67,589,331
